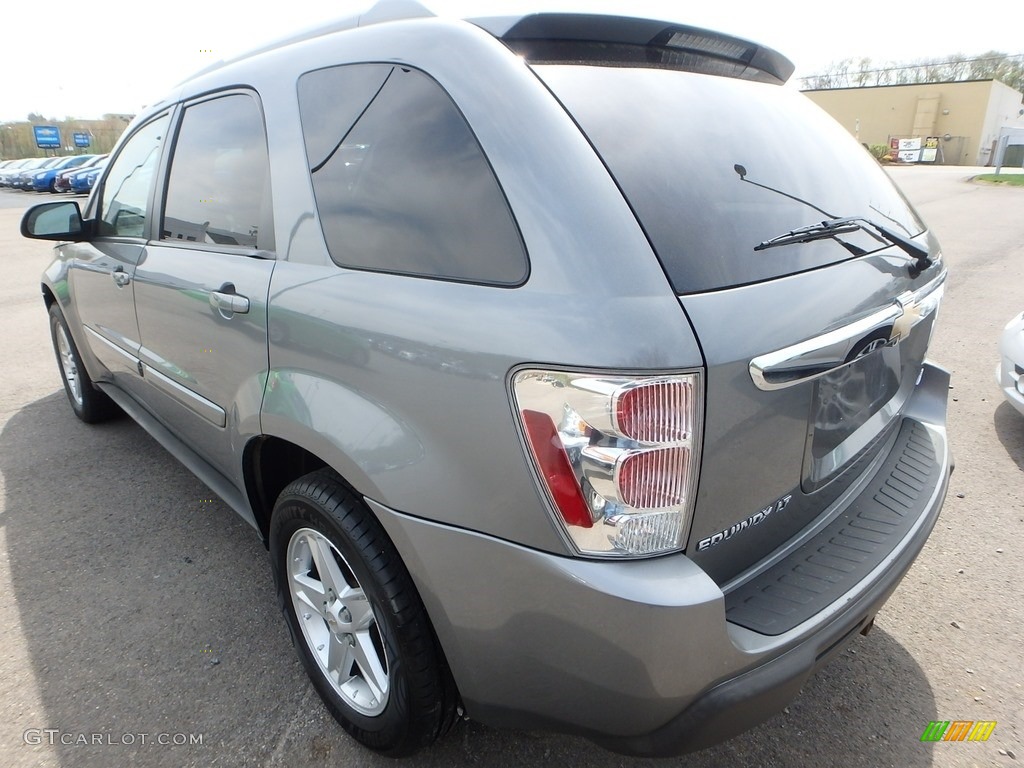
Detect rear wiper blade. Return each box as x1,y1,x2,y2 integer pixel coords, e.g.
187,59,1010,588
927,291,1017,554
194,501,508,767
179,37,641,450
755,216,933,275
754,219,866,250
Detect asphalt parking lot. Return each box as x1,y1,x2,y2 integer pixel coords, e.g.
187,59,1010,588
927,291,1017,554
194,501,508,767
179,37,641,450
0,166,1021,768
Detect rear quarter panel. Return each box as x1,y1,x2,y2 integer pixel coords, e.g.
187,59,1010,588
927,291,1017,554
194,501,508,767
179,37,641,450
224,19,706,552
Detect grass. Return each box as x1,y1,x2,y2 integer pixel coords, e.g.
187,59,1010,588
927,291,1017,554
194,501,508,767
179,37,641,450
974,173,1024,186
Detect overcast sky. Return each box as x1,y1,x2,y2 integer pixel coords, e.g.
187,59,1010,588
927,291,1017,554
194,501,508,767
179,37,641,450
2,0,1022,122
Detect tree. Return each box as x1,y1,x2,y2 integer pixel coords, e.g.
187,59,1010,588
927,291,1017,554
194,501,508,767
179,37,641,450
801,52,1024,92
968,51,1024,91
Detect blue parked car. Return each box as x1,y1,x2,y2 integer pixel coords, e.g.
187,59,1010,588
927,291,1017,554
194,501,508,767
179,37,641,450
66,166,99,193
54,154,107,192
68,160,106,193
30,155,96,192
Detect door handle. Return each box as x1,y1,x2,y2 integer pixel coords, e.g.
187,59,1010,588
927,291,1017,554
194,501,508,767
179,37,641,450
209,288,250,315
112,268,131,287
749,304,901,390
748,275,944,391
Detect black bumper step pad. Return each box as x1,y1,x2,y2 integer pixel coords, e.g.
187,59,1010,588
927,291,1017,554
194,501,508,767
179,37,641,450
725,421,940,635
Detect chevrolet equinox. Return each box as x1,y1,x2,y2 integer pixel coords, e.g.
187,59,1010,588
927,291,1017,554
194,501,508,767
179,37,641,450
21,1,951,757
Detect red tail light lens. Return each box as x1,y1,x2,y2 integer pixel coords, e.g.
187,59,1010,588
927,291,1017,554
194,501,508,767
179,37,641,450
617,447,689,508
513,370,702,557
615,379,692,443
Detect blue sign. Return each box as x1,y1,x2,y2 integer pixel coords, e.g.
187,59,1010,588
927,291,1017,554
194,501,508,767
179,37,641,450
33,125,61,149
73,132,91,148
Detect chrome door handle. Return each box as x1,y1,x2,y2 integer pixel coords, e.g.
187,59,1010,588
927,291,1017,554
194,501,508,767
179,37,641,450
209,290,250,315
112,269,131,287
749,305,901,390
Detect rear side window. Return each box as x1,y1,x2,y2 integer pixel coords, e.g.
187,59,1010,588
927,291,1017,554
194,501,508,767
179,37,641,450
298,64,527,285
99,114,169,238
162,93,272,250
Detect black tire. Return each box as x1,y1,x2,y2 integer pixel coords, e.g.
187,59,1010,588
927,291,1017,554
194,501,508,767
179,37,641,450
48,303,119,423
269,471,457,757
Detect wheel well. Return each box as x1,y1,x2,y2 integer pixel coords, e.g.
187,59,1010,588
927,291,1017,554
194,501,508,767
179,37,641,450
244,436,330,546
244,435,465,716
41,284,56,308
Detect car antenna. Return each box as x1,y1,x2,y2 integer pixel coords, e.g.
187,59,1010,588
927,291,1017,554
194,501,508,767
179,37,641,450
733,164,836,219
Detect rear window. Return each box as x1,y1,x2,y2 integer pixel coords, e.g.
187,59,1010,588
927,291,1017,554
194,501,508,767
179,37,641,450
535,66,925,294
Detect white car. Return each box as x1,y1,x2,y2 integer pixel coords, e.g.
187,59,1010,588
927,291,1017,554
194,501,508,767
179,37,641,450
997,312,1024,415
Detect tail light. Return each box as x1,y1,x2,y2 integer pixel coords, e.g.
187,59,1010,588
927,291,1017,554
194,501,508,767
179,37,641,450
512,370,702,557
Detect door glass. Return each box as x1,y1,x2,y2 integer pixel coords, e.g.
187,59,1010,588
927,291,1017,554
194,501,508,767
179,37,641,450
161,94,272,250
99,114,169,238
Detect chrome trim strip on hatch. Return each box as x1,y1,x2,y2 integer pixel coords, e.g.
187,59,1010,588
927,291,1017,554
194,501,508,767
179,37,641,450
749,274,945,391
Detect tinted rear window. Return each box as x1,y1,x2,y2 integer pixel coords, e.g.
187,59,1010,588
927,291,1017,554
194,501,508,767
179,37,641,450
536,66,925,294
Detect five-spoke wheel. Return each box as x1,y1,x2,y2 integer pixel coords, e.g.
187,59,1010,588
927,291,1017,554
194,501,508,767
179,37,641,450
269,471,457,756
287,527,390,716
48,303,119,423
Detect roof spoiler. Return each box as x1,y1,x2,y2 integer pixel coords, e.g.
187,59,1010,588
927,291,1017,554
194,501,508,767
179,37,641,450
179,3,793,88
472,13,795,85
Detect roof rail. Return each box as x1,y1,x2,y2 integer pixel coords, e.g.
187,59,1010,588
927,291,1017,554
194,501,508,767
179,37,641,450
180,0,434,85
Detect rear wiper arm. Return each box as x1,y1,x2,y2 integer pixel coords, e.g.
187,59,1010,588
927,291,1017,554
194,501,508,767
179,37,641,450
755,216,933,275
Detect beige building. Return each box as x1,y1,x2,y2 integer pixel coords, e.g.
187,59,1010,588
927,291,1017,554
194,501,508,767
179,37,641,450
803,79,1024,166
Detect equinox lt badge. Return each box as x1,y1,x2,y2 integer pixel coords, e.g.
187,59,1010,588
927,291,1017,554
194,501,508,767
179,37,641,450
696,494,793,551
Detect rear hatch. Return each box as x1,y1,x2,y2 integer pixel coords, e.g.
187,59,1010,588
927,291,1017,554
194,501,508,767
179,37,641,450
528,38,944,585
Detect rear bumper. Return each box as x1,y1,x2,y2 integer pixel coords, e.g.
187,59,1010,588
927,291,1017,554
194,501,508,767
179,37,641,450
605,416,950,755
369,362,951,757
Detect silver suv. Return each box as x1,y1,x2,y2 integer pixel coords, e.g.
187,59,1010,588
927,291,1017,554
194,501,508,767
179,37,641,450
21,2,950,757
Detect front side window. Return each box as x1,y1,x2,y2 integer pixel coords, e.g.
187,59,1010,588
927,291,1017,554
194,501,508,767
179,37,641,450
161,93,272,250
298,64,527,285
99,114,169,238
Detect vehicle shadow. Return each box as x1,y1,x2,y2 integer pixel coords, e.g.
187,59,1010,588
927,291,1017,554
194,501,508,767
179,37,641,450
993,401,1024,471
1,392,939,768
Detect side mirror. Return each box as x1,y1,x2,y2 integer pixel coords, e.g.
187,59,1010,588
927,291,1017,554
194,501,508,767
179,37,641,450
20,201,91,242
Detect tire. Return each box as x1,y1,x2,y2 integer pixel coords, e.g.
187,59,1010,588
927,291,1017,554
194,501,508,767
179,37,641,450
269,471,457,756
48,303,119,423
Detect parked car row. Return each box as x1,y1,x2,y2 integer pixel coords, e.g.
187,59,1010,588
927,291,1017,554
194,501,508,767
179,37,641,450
0,154,106,193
